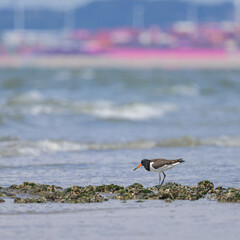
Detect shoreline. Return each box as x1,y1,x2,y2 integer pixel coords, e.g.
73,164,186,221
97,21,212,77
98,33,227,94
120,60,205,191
1,52,240,69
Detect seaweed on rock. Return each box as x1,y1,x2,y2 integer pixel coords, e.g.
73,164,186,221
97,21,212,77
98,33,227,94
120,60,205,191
0,181,239,204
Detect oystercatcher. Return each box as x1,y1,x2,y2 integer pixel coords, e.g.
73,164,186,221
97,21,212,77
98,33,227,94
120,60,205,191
133,158,185,185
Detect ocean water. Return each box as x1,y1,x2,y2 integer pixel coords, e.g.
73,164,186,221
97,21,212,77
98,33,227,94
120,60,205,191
0,68,240,239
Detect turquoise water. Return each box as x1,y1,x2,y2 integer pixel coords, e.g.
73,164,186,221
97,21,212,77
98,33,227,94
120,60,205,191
0,68,240,239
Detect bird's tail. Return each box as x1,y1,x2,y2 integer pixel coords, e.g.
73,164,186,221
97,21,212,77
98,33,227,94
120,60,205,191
177,158,185,163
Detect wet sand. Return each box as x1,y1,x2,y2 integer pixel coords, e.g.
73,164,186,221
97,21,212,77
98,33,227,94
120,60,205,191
0,199,239,240
1,52,240,69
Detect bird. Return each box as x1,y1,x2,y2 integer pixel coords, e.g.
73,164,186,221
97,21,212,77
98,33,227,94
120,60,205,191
133,158,185,185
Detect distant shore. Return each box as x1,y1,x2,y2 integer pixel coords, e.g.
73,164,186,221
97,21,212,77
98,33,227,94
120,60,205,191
1,50,240,69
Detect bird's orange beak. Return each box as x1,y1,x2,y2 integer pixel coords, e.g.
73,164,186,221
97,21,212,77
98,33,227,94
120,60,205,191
133,163,142,171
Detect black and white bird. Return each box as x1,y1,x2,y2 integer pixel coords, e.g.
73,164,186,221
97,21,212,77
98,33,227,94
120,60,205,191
133,158,185,185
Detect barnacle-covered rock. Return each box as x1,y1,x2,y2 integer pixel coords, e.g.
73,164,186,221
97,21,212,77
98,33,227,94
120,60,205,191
212,188,240,203
7,182,63,195
1,181,238,204
150,183,207,201
0,190,16,198
60,185,106,203
197,181,214,194
114,183,157,200
14,197,47,203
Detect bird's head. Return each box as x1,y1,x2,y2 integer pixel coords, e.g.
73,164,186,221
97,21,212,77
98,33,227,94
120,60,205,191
133,159,149,171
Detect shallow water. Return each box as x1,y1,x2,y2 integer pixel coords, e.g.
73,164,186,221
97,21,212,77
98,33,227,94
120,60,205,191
1,199,240,240
0,68,240,239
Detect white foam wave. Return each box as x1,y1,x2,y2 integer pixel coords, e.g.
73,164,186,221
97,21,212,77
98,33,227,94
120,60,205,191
81,102,176,120
0,139,88,158
6,93,177,120
9,90,45,104
203,136,240,147
1,136,240,158
29,105,60,115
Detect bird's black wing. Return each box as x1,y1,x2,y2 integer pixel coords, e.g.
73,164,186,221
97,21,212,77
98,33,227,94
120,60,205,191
151,158,178,169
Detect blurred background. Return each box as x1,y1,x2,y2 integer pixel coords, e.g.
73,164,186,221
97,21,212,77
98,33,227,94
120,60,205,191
0,0,240,56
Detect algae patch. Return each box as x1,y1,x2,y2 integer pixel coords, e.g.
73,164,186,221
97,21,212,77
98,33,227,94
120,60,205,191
0,181,239,204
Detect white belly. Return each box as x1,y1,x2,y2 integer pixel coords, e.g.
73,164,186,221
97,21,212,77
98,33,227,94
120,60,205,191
149,162,179,172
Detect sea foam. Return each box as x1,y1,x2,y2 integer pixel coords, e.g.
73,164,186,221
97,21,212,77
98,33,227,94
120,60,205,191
5,92,177,120
1,135,240,158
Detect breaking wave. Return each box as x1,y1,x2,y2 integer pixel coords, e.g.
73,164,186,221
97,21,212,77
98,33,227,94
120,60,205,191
1,135,240,158
3,91,176,120
82,101,176,120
